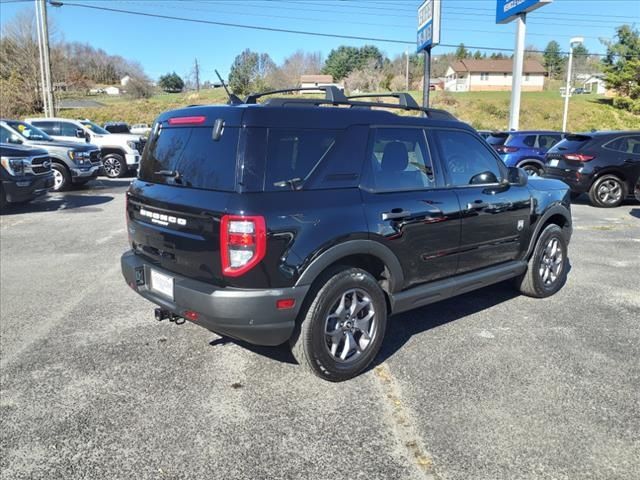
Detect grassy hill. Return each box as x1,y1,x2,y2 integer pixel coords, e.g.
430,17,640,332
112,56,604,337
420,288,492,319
58,88,640,132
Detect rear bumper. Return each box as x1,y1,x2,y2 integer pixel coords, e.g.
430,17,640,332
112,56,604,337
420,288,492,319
2,173,54,203
542,169,591,193
121,250,309,346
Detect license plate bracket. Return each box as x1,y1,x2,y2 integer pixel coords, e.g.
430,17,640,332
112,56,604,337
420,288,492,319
549,159,559,167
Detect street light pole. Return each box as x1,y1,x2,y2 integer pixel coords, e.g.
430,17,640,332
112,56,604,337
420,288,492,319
34,0,48,116
36,0,55,116
562,36,584,132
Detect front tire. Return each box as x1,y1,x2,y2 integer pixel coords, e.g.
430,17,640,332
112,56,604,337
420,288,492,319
589,174,626,208
102,154,127,178
516,224,568,298
51,163,71,191
290,267,387,382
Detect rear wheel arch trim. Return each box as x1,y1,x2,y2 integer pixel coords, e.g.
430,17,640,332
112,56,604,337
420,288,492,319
295,240,405,293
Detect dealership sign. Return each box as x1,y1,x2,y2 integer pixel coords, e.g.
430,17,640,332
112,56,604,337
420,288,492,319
417,0,441,52
496,0,553,24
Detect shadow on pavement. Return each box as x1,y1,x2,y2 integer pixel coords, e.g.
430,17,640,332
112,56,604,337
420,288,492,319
630,208,640,219
1,194,114,216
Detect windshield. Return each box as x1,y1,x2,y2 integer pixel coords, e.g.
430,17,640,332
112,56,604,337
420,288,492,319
80,121,110,135
6,120,52,141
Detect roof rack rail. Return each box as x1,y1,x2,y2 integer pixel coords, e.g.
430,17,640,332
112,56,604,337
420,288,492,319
347,92,420,109
244,85,348,104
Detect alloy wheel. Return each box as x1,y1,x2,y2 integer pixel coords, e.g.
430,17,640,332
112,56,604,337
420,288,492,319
523,166,540,177
53,168,63,190
597,179,622,205
324,288,377,363
538,237,563,286
103,157,121,178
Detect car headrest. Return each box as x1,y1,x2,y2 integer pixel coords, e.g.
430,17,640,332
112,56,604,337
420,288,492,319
381,142,409,172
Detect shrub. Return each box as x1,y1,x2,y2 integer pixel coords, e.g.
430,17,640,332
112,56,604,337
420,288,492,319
631,101,640,115
612,96,633,111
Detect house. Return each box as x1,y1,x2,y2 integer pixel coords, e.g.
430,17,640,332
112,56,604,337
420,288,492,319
105,86,121,95
444,59,546,92
299,74,343,92
120,75,131,86
583,74,608,95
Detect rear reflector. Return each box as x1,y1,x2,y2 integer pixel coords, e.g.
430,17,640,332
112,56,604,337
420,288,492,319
183,310,199,321
496,146,519,153
564,153,595,162
276,299,296,310
168,115,206,126
220,215,266,277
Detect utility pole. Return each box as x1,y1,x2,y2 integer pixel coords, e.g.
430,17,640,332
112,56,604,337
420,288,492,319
562,37,583,132
508,13,526,131
34,0,48,116
194,58,200,92
35,0,54,116
422,49,431,108
405,48,409,90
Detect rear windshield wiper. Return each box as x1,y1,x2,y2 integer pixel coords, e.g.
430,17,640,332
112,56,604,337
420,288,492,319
273,177,303,190
155,169,180,178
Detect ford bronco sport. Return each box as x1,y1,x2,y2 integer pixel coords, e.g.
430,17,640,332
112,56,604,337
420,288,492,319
121,88,572,381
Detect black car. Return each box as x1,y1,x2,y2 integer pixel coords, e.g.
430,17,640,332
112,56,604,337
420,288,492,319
543,131,640,207
121,88,573,381
0,143,54,209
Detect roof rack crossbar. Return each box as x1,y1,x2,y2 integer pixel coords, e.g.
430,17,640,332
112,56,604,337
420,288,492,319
244,85,348,104
347,92,420,109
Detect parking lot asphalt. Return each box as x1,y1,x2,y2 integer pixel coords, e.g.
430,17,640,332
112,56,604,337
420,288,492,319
1,178,639,480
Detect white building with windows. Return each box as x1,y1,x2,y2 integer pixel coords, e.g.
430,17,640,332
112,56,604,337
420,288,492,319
444,59,546,92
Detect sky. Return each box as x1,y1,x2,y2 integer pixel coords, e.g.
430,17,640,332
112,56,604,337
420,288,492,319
0,0,638,83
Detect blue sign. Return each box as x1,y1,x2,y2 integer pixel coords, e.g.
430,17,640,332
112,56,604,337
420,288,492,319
417,0,441,52
496,0,552,24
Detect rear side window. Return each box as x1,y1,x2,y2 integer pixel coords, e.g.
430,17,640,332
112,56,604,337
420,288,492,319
265,129,338,191
366,128,435,192
604,136,640,154
59,122,79,137
521,135,536,147
549,135,591,153
139,126,238,191
538,134,562,149
31,121,57,135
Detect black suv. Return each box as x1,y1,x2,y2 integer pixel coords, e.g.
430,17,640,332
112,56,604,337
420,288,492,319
543,131,640,207
1,143,54,209
121,88,573,381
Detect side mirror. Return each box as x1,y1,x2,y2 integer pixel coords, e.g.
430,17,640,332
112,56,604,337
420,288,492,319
508,166,528,186
469,171,499,185
9,134,23,145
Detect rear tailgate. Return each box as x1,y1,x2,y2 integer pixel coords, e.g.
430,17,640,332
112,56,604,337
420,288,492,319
544,134,593,175
127,108,242,286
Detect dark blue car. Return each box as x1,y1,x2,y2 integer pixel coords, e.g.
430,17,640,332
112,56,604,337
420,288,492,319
486,131,567,176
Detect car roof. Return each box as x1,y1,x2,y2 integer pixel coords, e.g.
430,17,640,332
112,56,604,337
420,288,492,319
576,130,640,137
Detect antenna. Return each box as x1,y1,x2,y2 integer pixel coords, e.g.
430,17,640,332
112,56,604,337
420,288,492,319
215,69,242,105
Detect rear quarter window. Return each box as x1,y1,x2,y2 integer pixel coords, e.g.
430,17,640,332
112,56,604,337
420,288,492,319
138,126,238,191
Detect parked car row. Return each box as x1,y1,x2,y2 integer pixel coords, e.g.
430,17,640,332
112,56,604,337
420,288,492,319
479,128,640,208
0,116,148,209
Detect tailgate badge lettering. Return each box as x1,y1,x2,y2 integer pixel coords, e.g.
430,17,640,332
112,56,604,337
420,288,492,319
140,208,187,227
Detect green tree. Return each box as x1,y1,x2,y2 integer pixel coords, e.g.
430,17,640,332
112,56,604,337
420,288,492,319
543,41,564,79
228,49,275,96
322,45,385,80
455,43,469,60
158,72,184,92
602,25,640,101
473,50,483,60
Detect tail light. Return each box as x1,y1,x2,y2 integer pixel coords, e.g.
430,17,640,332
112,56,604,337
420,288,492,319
220,215,266,277
496,146,519,153
167,115,206,126
563,153,595,162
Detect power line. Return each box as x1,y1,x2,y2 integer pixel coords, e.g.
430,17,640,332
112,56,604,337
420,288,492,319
54,1,638,58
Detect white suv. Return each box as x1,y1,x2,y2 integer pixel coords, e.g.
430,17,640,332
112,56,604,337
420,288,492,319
24,118,145,178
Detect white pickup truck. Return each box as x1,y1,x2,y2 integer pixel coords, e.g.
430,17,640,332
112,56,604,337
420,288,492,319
25,117,146,178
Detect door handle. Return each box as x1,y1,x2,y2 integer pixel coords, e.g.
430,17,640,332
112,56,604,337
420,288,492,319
382,209,411,221
467,201,489,210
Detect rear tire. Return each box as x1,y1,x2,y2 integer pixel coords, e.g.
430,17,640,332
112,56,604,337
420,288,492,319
570,192,581,200
51,163,71,191
516,224,568,298
588,174,625,208
520,163,542,176
102,154,127,178
290,267,387,382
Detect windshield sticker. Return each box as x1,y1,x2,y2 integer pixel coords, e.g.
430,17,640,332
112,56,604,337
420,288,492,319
17,124,26,131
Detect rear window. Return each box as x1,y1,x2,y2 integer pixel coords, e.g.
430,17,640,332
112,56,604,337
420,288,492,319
486,133,508,146
548,134,592,153
265,129,338,191
139,126,238,191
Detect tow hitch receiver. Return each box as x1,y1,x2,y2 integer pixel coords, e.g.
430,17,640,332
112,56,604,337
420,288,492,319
154,308,185,324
